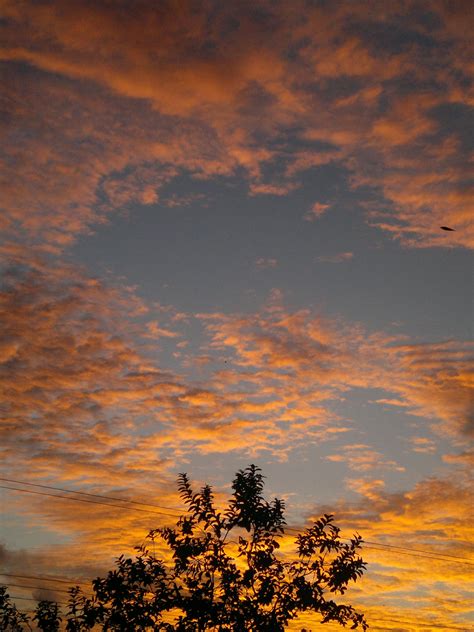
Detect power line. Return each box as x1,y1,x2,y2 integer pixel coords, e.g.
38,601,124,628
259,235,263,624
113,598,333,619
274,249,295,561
2,570,472,629
2,482,473,566
3,477,472,562
361,539,474,561
284,526,474,566
0,477,182,515
285,535,474,566
7,594,68,606
368,616,469,630
0,573,90,588
289,535,474,566
361,543,474,566
0,485,180,519
1,582,80,596
5,573,471,627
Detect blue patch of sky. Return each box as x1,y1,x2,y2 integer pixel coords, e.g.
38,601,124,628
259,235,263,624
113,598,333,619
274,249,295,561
71,168,471,342
429,102,474,153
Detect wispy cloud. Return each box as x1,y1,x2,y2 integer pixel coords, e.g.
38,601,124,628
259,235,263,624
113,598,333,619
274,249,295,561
344,477,386,502
317,251,354,263
255,257,278,269
375,340,474,439
325,444,405,473
408,436,437,454
305,202,330,221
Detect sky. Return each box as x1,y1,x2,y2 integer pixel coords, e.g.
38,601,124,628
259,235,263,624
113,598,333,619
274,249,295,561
0,0,473,629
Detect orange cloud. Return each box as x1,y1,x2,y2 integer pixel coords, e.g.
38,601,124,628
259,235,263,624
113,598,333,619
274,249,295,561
145,321,181,339
3,256,466,484
344,477,386,503
1,267,471,630
378,340,474,439
8,252,470,496
408,436,437,454
296,468,474,631
304,202,331,221
0,0,471,248
1,4,471,619
0,256,359,495
0,255,181,485
325,444,405,473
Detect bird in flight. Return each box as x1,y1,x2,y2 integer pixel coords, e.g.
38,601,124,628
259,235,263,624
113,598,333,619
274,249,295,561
440,226,455,231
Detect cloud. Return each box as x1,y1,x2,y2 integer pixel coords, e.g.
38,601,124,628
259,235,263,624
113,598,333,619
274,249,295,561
0,256,360,494
325,444,405,473
145,321,181,339
305,202,331,221
0,0,471,248
1,251,470,494
249,182,300,196
344,477,386,502
0,258,471,629
0,254,183,485
443,449,474,467
317,251,354,263
0,64,185,248
255,257,278,269
298,469,474,631
0,256,197,574
408,436,437,454
377,340,474,439
1,5,471,621
197,307,474,442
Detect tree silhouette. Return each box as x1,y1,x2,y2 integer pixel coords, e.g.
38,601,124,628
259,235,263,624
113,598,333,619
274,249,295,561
34,601,61,631
1,465,368,631
0,586,31,631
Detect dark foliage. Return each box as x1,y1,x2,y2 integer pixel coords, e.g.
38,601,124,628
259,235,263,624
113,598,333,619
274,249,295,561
0,586,31,631
1,465,368,631
33,601,61,631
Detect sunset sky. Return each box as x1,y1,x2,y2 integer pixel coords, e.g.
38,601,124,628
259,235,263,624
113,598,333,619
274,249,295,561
1,1,473,630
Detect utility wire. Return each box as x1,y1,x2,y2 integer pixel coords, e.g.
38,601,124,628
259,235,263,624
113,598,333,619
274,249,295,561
3,571,472,629
357,539,473,561
2,482,473,566
0,485,180,519
368,616,469,630
1,582,81,596
8,594,68,606
0,477,182,515
361,543,474,565
0,573,91,588
283,534,474,566
284,526,474,565
286,532,474,566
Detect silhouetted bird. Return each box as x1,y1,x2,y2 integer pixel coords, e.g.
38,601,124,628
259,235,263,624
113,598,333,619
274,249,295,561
440,226,455,231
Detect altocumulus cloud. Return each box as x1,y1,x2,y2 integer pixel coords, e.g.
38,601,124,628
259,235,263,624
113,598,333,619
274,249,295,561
1,0,472,248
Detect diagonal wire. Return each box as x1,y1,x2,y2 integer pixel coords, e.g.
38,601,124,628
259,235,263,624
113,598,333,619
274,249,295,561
0,477,182,514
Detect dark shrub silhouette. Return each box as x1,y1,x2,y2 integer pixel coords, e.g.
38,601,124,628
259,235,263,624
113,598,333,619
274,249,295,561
0,586,30,631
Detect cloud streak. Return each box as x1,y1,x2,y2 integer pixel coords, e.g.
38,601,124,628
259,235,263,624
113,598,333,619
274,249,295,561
317,251,354,263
